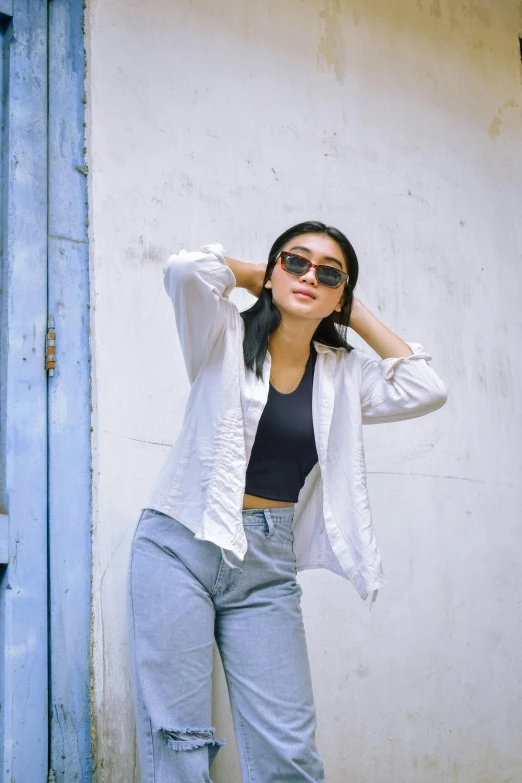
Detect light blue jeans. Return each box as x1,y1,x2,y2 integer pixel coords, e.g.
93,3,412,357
128,506,326,782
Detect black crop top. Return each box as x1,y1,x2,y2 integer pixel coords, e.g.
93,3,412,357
244,345,318,503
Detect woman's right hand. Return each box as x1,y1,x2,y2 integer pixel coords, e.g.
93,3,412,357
225,257,267,298
247,264,267,298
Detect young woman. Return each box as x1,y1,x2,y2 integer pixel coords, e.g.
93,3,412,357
128,221,447,783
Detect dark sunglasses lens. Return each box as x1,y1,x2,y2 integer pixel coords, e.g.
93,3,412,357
283,254,344,287
284,254,310,275
316,267,342,287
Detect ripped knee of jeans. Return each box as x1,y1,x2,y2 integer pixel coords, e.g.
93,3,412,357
162,727,226,764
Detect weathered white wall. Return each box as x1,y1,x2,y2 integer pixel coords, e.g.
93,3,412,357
86,0,522,780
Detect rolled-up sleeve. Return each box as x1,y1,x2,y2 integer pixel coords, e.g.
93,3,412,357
358,342,448,424
163,243,236,383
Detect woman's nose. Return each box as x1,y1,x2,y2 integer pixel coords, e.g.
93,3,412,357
300,267,319,285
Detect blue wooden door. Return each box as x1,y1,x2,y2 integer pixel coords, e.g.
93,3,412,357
0,1,91,780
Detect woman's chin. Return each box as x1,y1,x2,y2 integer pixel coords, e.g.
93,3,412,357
276,303,325,323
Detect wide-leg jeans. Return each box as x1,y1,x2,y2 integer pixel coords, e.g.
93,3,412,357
128,506,326,782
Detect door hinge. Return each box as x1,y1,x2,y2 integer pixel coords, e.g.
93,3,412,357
46,314,56,376
48,769,56,783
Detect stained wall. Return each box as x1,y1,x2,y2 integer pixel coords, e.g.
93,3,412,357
85,1,522,779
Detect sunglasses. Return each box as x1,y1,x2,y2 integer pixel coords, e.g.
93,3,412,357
278,251,349,289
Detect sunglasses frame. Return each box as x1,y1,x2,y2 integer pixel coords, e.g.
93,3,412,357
278,250,349,289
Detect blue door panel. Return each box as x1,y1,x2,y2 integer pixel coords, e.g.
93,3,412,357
0,1,49,781
47,1,92,779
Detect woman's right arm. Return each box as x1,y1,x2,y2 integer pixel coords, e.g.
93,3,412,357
163,245,266,384
224,256,266,298
163,244,236,383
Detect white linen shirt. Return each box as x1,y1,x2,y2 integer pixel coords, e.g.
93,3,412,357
146,244,448,601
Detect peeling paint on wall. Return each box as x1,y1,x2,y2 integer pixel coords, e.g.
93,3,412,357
316,0,346,83
488,114,502,140
472,3,492,27
431,0,442,19
488,97,519,141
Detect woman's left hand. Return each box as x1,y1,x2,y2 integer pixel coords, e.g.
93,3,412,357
349,296,413,360
349,295,365,329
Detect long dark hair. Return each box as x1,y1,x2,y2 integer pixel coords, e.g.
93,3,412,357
240,221,360,378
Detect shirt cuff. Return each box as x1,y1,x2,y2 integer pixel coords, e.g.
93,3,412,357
379,342,434,381
200,242,236,299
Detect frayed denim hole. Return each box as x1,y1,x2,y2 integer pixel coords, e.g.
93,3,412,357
162,727,226,754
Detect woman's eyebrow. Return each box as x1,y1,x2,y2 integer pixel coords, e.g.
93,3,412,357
288,245,344,269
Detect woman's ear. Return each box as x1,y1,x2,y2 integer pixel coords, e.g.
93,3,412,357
265,278,272,289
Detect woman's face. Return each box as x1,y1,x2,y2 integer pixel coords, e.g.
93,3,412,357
264,233,348,322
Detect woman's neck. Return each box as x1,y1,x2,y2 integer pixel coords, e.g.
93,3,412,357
268,321,317,366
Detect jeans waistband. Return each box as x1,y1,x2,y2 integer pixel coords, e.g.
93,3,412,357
241,505,295,526
219,506,295,570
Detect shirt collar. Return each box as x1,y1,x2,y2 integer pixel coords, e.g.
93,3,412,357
312,340,345,354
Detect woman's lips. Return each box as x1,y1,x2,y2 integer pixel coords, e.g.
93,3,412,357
294,291,315,300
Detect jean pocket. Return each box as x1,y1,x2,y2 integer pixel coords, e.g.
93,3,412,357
273,524,295,543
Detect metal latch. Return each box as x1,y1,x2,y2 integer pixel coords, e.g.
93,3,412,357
46,314,56,376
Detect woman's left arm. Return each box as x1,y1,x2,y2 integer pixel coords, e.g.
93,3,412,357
350,297,449,424
350,297,413,360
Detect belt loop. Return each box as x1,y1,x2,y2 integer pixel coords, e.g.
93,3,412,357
263,509,274,537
